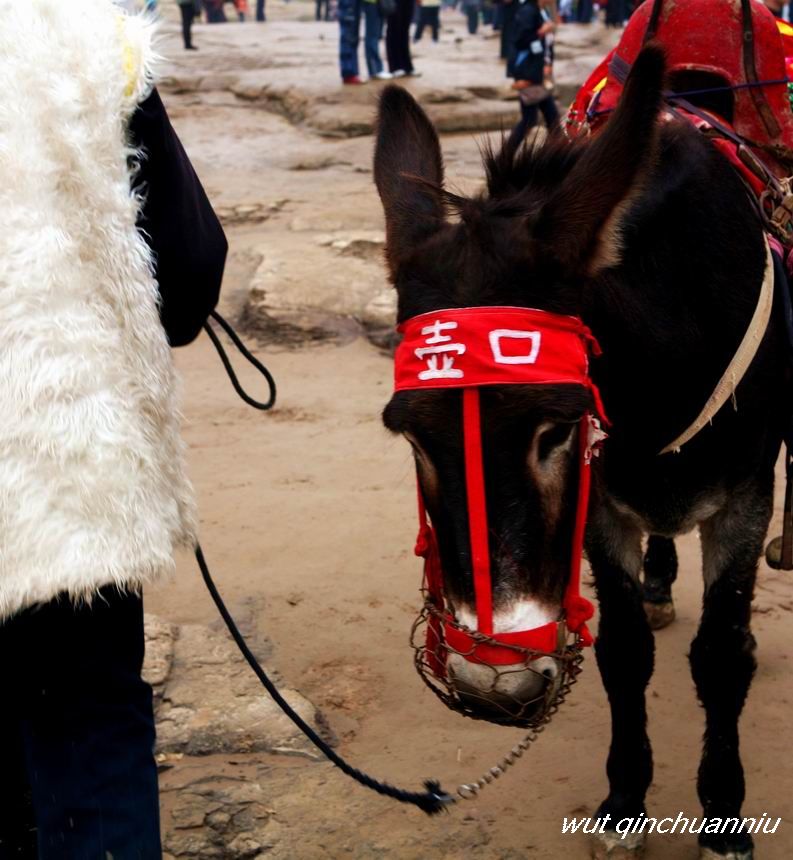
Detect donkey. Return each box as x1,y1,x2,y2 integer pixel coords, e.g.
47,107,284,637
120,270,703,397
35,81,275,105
375,46,790,859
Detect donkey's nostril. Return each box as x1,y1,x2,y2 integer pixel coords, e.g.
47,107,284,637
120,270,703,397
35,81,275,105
535,656,559,681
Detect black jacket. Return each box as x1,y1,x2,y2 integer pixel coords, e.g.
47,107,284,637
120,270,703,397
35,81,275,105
511,0,545,83
129,88,227,347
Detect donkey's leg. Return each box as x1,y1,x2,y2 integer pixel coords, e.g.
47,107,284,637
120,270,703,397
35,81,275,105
587,508,655,858
692,481,773,860
642,536,677,630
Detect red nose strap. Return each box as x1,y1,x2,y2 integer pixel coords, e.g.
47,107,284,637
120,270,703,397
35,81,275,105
398,307,605,666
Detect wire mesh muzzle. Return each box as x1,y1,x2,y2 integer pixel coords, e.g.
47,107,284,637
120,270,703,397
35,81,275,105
410,596,585,729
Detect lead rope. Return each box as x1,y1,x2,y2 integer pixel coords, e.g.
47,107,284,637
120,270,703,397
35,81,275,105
203,310,277,410
195,545,453,814
197,313,578,811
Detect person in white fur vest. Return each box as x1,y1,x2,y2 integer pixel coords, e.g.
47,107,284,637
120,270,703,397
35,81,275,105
0,2,227,856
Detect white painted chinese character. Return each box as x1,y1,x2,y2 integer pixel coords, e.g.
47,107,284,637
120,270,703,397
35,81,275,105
488,329,541,365
414,320,466,380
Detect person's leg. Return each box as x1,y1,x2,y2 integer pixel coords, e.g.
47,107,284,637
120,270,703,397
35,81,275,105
402,0,415,69
507,100,538,148
414,7,426,40
339,0,362,78
538,93,560,132
499,0,515,58
0,632,36,860
385,10,398,70
466,5,477,33
180,4,194,48
256,0,266,19
430,6,439,39
18,587,161,860
363,1,384,75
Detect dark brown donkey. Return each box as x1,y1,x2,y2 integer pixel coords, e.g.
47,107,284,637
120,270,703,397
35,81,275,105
375,47,790,859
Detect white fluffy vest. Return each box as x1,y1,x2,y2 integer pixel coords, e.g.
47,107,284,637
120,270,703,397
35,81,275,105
0,0,197,620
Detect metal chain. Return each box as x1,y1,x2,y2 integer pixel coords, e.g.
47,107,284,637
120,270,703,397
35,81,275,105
450,648,585,802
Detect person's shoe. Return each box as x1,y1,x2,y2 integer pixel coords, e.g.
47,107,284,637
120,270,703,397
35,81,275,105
343,75,367,85
406,69,422,77
392,69,407,78
373,70,393,80
185,44,199,50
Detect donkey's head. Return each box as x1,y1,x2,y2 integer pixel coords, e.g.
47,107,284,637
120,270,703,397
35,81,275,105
376,47,665,716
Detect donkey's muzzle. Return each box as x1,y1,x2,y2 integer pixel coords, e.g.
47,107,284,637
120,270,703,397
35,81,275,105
447,653,561,724
411,602,582,728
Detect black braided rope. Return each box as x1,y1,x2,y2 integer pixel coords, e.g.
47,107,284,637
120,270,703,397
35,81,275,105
203,310,277,411
195,545,453,815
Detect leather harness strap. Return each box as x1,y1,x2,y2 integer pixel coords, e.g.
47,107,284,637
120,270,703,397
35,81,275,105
740,0,781,139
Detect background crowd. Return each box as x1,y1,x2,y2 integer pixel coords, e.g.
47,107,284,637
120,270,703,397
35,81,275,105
116,0,793,138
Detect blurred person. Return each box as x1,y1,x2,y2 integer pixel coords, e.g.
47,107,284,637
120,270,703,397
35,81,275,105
339,0,392,83
764,0,790,19
508,0,559,145
605,0,626,26
203,0,227,20
316,0,331,19
462,0,481,33
0,1,226,857
499,0,516,58
540,0,557,71
257,0,266,19
386,0,419,75
177,0,200,47
414,0,441,41
233,0,248,19
576,0,592,23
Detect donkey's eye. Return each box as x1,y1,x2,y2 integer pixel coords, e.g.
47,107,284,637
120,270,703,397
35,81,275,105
536,423,574,462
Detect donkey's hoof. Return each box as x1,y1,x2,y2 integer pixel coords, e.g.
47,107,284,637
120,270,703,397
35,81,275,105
764,535,793,570
699,847,753,860
643,600,675,630
590,829,645,859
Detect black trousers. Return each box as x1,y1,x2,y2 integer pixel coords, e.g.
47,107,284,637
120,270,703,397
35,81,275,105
508,93,560,148
386,0,415,72
0,587,160,860
180,4,195,48
257,0,266,20
499,0,515,60
414,5,439,41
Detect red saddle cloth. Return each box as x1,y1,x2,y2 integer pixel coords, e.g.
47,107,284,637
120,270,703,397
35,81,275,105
567,0,793,175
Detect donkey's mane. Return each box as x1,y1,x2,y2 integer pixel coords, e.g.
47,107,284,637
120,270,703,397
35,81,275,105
481,134,587,201
404,133,591,231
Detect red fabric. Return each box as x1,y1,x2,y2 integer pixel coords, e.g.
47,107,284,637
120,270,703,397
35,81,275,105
395,306,600,393
402,307,600,670
444,618,559,665
462,389,493,635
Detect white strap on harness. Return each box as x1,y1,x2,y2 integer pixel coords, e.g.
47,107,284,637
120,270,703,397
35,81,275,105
659,235,775,454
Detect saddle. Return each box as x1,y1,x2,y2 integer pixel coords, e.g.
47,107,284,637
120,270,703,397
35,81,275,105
567,0,793,247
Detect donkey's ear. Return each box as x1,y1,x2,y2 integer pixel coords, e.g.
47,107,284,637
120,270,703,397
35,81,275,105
535,44,666,276
374,86,445,276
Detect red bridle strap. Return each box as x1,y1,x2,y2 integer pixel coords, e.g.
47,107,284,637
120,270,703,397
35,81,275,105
462,389,493,636
400,306,603,665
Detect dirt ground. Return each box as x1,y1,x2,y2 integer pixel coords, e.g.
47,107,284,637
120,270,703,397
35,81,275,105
144,5,792,858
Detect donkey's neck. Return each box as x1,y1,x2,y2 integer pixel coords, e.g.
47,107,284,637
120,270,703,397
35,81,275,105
582,124,772,462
